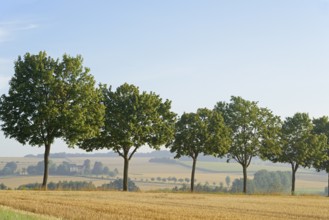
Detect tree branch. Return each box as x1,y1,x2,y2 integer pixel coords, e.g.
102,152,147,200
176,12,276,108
116,149,124,158
129,146,139,160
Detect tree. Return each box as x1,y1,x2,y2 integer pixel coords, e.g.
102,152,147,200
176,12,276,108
103,166,110,175
268,113,327,195
312,116,329,197
100,179,140,191
0,161,18,176
78,83,176,191
3,162,17,175
83,159,91,175
253,170,291,193
92,161,104,175
56,161,70,175
0,51,105,189
225,176,231,188
214,96,281,193
168,108,231,192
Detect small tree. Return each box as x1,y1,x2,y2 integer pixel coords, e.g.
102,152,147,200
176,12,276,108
225,176,231,188
268,113,327,195
79,83,176,191
312,116,329,197
0,52,104,189
83,159,91,175
1,162,18,175
215,96,281,194
92,162,104,175
167,108,231,192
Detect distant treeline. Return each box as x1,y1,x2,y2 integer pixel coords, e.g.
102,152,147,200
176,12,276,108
0,160,119,177
16,179,139,191
173,170,292,194
24,150,229,162
26,160,118,177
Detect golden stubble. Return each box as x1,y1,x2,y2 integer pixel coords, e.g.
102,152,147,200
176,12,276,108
0,191,328,220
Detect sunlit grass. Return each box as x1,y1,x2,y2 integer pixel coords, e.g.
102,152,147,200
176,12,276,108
0,205,58,220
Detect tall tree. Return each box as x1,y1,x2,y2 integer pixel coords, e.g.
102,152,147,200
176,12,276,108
214,96,281,193
167,108,231,192
312,116,329,197
268,113,327,195
78,83,176,191
0,51,104,189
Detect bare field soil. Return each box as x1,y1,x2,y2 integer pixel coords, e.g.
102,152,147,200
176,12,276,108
0,157,327,192
0,191,328,220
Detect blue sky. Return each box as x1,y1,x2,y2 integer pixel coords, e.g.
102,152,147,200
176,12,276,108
1,0,329,156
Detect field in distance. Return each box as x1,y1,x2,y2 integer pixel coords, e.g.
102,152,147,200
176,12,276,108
0,191,328,220
0,156,327,193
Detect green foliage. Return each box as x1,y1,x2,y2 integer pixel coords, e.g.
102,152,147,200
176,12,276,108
79,83,176,191
214,96,282,193
173,182,228,193
167,108,230,192
0,206,47,220
99,179,140,191
230,178,256,193
0,183,8,190
0,51,104,147
79,83,176,153
215,96,281,165
312,116,329,173
230,170,291,194
253,170,291,193
168,108,231,159
0,51,105,188
272,113,327,167
267,113,328,194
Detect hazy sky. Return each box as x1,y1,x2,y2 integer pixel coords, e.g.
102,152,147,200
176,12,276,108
1,0,329,156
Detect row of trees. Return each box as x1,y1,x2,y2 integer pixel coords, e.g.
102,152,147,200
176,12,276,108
0,52,328,195
173,170,291,194
171,98,329,195
26,160,118,177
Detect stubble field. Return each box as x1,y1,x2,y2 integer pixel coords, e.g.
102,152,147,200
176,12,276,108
0,191,328,220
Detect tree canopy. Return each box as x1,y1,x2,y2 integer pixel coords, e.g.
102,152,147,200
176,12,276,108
268,113,328,195
78,83,176,191
312,116,329,196
214,96,281,193
0,51,105,189
168,108,231,192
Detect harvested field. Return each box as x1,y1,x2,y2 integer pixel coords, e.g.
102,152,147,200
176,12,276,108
0,191,328,220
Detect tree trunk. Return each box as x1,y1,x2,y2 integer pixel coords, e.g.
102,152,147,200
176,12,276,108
242,165,247,194
191,157,197,192
291,164,297,196
42,144,51,190
123,156,129,191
